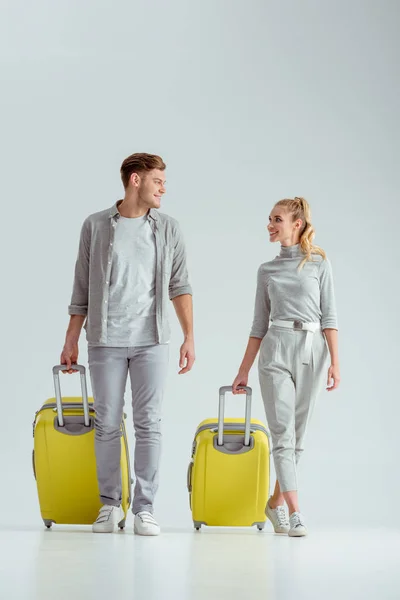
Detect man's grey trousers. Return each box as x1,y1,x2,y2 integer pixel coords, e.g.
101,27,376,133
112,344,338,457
88,344,169,514
258,324,329,492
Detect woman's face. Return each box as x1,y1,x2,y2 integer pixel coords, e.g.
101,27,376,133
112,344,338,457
267,206,302,244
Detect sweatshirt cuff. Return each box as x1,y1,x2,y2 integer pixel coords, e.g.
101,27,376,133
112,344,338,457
68,305,88,316
249,328,267,339
321,320,338,330
169,285,193,301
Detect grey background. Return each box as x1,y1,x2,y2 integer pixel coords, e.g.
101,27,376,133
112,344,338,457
1,0,399,529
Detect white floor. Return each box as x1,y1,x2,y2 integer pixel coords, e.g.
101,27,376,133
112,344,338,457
1,524,399,600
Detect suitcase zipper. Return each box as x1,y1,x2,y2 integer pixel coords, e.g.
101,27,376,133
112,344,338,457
194,421,269,439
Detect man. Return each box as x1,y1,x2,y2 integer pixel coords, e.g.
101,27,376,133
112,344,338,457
60,153,195,535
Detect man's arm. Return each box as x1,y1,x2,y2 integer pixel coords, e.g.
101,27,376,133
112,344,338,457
172,294,195,374
68,218,91,316
168,220,192,300
168,219,194,374
60,315,86,373
61,218,91,373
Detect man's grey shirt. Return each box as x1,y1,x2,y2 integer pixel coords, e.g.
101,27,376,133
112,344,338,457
68,202,193,345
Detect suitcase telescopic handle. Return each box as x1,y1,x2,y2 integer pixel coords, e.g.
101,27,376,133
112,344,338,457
52,364,90,428
217,385,252,447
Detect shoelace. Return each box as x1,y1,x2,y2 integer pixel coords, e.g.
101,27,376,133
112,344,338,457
95,505,115,524
275,506,289,527
290,513,305,528
136,511,158,525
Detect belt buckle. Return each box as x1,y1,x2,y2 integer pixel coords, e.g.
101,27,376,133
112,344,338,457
293,320,303,330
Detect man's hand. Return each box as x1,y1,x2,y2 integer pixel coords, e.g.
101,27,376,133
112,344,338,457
178,338,195,375
60,316,85,373
60,342,79,374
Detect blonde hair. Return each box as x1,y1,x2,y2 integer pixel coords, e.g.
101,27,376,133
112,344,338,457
275,197,326,270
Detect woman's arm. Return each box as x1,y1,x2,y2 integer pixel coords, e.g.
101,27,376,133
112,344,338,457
232,266,269,394
320,258,340,391
321,257,340,391
232,337,263,394
324,328,338,365
324,328,340,391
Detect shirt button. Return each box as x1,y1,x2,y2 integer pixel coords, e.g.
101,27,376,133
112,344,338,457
106,280,109,284
110,243,113,246
108,261,111,264
103,319,106,323
105,300,107,303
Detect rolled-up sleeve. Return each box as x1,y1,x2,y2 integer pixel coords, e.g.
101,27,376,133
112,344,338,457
249,265,270,339
169,220,193,300
319,258,338,330
68,218,91,316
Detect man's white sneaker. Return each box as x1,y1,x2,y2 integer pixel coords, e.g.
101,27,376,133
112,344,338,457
288,512,308,537
134,511,160,536
92,505,125,533
265,499,290,534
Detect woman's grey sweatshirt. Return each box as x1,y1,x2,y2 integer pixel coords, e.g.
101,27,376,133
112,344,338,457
250,243,338,339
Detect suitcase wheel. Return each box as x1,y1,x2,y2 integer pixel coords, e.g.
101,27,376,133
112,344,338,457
256,523,265,531
193,522,202,531
118,519,126,530
43,520,53,529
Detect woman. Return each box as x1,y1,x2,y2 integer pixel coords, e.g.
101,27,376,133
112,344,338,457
232,197,340,537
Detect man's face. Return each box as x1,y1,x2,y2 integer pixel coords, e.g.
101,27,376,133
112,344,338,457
137,169,166,209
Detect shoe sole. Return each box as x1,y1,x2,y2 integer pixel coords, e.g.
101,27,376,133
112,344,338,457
133,526,160,536
288,528,308,537
92,525,115,533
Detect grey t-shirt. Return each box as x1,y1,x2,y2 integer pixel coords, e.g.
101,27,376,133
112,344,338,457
250,243,338,339
90,214,158,347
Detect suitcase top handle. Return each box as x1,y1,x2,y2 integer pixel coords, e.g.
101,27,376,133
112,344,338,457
217,386,252,447
53,364,86,375
52,364,90,428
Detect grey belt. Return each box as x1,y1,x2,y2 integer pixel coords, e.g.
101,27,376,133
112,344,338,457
270,320,321,365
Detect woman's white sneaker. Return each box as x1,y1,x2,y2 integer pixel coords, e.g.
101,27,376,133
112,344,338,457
92,505,124,533
134,511,160,536
288,512,308,537
265,499,290,534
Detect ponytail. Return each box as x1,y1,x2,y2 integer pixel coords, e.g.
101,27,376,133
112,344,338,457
275,197,326,270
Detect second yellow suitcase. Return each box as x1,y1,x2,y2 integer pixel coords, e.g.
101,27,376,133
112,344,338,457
187,386,270,530
32,364,132,529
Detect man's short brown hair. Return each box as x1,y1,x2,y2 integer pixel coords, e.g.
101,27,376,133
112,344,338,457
120,153,166,189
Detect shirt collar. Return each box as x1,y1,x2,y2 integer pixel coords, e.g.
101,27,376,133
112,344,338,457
108,201,158,222
279,243,303,258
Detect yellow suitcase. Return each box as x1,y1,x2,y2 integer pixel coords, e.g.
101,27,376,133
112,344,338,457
32,364,131,529
187,386,270,530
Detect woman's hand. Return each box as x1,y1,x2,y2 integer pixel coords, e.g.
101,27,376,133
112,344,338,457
232,370,249,394
327,364,340,391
